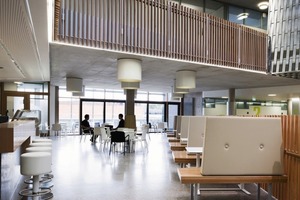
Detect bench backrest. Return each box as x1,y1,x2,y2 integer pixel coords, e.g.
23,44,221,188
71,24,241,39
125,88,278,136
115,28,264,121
201,116,284,175
175,116,182,138
187,116,205,147
179,116,190,139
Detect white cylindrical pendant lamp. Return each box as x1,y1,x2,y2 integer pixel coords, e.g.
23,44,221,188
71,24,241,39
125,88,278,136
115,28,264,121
66,77,83,92
176,70,196,89
121,82,140,89
72,85,85,96
117,59,142,82
173,79,189,94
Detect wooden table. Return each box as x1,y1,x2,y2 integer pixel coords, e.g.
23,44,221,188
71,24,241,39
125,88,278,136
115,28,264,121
172,151,197,167
178,167,288,200
169,142,186,151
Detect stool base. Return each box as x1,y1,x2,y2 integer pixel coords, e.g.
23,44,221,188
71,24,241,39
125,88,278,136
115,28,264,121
19,188,53,200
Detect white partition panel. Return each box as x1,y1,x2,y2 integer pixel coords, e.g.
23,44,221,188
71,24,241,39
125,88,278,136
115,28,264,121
187,116,206,148
179,116,190,139
201,116,284,175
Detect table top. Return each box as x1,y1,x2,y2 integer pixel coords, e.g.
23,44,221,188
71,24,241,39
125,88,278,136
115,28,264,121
185,147,203,154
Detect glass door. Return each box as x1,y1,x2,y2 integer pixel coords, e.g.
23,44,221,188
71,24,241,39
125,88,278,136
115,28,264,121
148,103,164,132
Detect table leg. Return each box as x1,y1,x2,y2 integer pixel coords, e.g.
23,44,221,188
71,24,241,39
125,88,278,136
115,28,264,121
257,183,261,200
196,153,200,196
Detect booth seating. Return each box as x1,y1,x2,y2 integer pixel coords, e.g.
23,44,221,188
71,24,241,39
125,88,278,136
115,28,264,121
179,116,190,145
169,116,190,151
19,152,53,199
172,116,205,167
177,116,287,200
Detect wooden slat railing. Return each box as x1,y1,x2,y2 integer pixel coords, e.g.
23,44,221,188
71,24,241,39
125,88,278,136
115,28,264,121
54,0,267,72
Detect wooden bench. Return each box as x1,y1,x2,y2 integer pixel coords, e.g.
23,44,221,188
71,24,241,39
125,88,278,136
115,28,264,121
172,151,197,167
169,142,186,151
178,167,287,200
168,137,180,143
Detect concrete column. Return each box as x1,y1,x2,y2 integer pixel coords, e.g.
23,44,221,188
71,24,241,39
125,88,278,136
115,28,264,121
125,89,135,115
227,88,236,116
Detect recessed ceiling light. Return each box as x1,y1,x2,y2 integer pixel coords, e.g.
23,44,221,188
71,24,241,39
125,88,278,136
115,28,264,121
268,94,277,97
258,1,269,10
14,81,23,85
237,13,249,20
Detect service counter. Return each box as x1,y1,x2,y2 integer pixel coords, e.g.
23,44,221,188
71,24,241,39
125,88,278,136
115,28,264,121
0,120,35,200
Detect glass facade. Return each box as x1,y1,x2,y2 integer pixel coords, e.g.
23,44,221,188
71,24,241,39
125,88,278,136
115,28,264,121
59,88,180,135
171,0,268,30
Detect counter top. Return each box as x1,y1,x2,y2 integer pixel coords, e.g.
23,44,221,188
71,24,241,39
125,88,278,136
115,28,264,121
0,120,35,153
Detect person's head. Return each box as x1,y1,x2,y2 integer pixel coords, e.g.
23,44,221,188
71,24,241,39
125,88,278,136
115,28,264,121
84,114,89,120
118,114,123,120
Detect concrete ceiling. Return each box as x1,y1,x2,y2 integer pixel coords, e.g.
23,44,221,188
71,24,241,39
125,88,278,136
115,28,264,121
3,0,300,102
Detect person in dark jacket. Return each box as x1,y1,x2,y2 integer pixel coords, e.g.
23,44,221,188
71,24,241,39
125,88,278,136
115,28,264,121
81,114,96,142
115,113,125,129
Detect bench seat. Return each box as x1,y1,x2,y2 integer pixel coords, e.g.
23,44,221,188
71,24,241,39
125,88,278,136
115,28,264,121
169,142,186,151
178,167,287,200
172,151,197,167
168,137,180,142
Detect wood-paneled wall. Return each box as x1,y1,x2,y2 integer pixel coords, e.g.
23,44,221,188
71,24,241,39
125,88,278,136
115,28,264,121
54,0,267,72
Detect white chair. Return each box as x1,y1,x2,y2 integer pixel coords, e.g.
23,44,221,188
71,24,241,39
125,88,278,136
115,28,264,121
80,126,92,142
131,128,148,152
100,127,110,149
52,123,62,136
93,127,101,143
157,122,167,133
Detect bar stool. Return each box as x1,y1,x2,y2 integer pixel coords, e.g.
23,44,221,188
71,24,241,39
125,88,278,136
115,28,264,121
19,152,53,199
32,138,52,143
25,147,54,184
29,142,52,148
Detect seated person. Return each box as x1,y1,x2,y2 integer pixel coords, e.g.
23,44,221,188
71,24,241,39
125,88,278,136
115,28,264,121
114,113,125,130
81,114,96,142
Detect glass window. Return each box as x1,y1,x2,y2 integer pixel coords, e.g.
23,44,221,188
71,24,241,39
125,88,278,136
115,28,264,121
168,104,179,130
30,94,48,133
181,0,204,12
136,91,148,101
148,103,164,128
149,92,165,101
105,90,126,100
135,103,147,129
261,13,268,30
245,9,261,28
59,97,79,134
205,1,224,18
82,101,104,127
228,6,244,24
105,102,125,127
11,82,48,92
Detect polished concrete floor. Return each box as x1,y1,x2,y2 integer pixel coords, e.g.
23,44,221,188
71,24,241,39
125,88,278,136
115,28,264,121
15,133,273,200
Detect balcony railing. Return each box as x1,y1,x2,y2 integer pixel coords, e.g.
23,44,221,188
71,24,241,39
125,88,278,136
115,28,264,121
54,0,267,72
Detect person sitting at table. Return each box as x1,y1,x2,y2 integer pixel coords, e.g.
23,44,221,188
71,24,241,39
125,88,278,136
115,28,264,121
114,113,125,130
81,114,96,142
